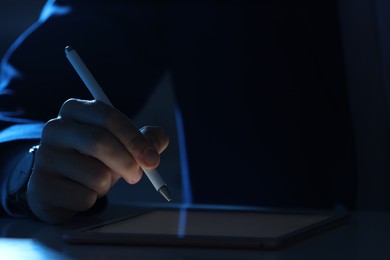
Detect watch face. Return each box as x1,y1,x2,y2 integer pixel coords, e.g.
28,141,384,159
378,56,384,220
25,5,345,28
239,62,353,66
7,151,34,195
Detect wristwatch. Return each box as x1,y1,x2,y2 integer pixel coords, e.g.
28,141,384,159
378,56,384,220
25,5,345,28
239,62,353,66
6,145,39,217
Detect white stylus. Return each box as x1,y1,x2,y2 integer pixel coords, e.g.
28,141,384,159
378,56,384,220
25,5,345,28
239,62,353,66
65,45,172,202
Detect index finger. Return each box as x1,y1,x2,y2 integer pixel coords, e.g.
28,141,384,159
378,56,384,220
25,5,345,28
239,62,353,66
59,99,160,170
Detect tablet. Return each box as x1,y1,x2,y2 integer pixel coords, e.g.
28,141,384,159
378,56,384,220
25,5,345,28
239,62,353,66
63,205,350,250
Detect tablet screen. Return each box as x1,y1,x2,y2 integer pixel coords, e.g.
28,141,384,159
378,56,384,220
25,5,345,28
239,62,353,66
86,209,330,238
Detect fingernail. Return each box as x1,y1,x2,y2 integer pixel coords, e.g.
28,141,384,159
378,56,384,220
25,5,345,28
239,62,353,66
143,148,159,166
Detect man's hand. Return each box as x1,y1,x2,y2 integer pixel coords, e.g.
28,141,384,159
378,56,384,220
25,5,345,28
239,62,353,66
27,99,169,224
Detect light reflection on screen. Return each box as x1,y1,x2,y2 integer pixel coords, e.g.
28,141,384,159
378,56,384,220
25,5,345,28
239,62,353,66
88,209,330,239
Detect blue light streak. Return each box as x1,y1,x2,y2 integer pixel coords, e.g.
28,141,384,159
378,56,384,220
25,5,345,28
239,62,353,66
174,105,193,205
0,0,71,91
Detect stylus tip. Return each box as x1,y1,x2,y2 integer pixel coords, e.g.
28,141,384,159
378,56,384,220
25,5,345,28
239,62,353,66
65,45,73,54
158,185,172,202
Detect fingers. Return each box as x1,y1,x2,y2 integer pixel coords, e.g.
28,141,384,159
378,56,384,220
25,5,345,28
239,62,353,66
41,118,141,184
28,145,126,224
40,175,97,212
31,146,110,210
140,126,169,154
59,99,160,170
36,145,123,197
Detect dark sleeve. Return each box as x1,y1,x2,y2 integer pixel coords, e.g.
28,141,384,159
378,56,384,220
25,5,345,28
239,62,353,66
0,0,167,216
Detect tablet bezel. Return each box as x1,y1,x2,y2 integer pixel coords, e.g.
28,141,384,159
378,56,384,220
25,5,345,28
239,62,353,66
63,206,350,250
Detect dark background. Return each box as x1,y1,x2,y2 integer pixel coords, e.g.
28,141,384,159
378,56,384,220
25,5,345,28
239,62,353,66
1,0,390,211
0,0,46,59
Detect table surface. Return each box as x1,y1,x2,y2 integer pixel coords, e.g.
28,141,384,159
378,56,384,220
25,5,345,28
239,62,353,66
0,204,389,260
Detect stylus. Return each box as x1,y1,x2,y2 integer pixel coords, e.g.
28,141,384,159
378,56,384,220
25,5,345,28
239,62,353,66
65,45,172,202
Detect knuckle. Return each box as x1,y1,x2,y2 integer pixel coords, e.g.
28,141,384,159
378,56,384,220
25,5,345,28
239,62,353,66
64,98,80,106
59,98,96,118
59,98,80,115
41,119,62,143
86,128,111,154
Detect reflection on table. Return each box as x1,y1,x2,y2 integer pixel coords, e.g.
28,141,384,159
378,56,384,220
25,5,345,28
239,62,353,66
0,204,389,260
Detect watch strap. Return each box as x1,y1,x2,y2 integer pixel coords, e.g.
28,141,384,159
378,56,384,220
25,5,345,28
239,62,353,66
5,145,39,217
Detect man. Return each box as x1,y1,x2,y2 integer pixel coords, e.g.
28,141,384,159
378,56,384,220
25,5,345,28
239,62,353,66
0,0,356,224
